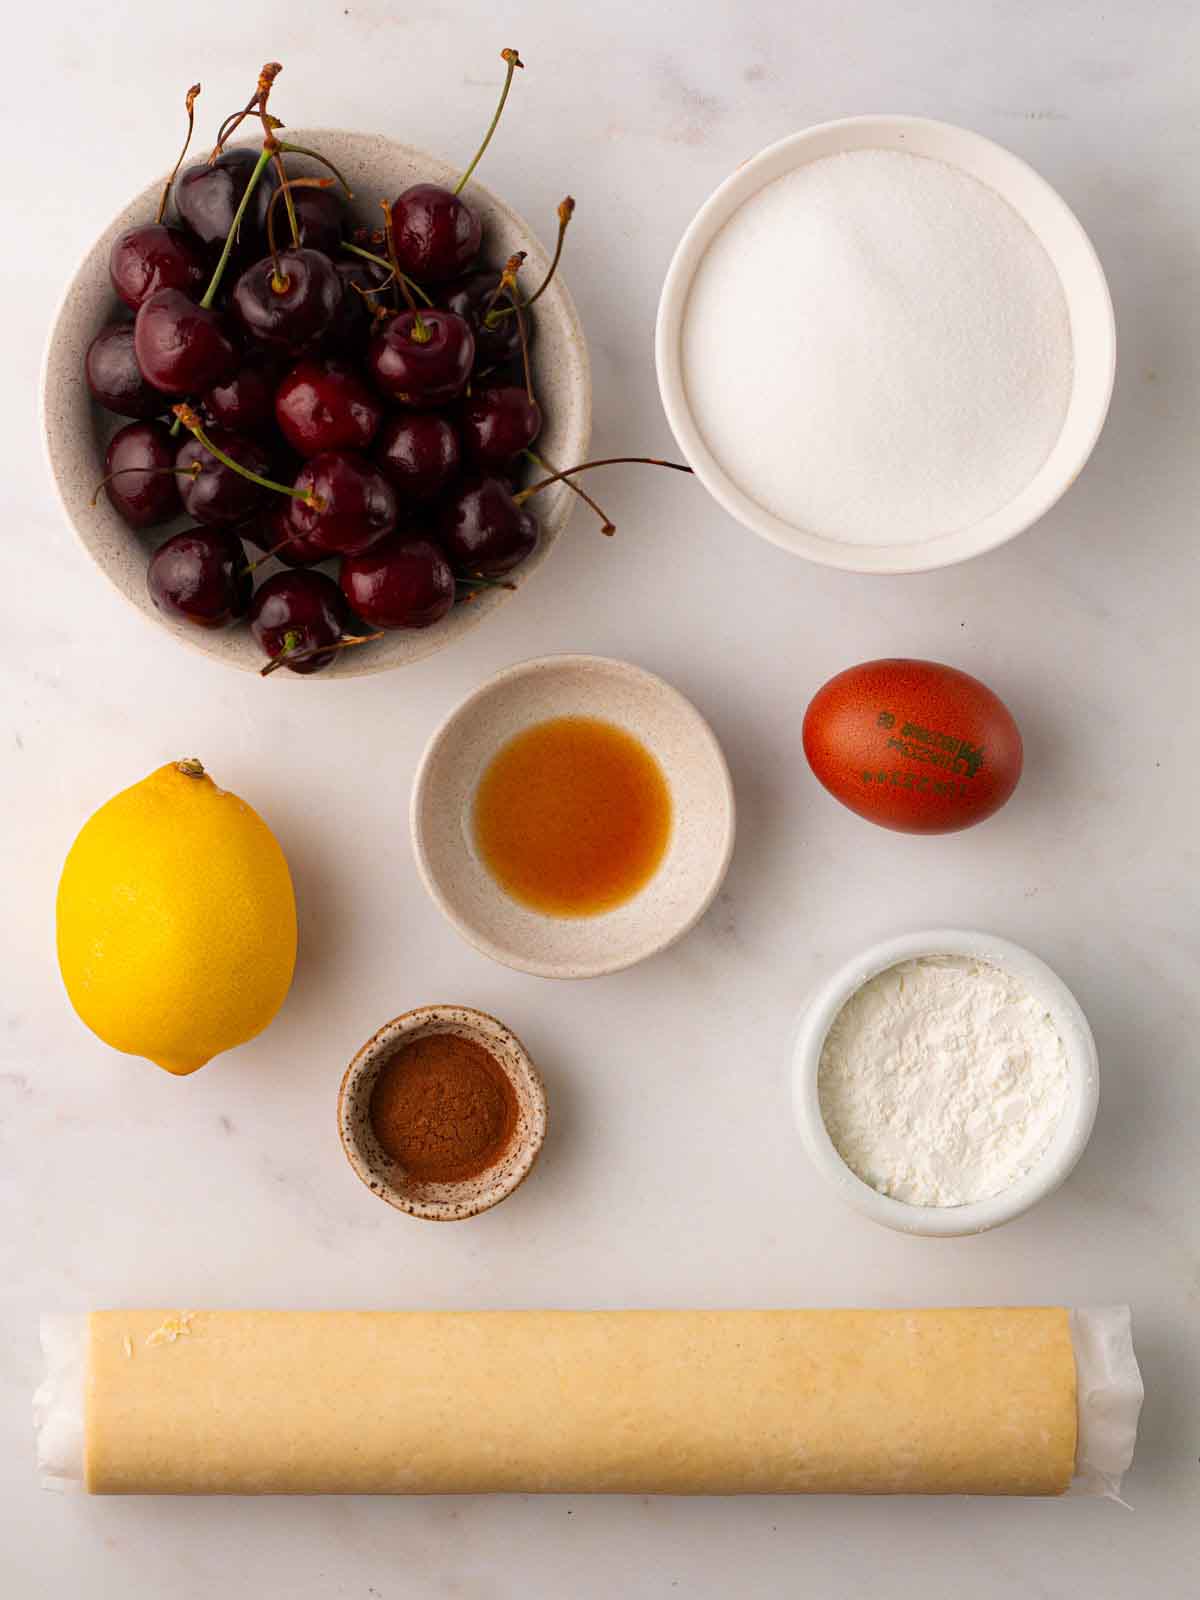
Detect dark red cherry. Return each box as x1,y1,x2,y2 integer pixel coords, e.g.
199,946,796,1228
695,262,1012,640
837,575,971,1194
231,249,343,351
390,183,481,284
274,360,382,456
109,223,207,311
101,420,181,528
319,258,388,355
367,310,474,407
147,526,251,628
245,501,328,566
85,324,164,419
175,148,280,262
442,268,529,369
250,569,356,675
283,450,396,556
461,386,541,467
134,288,238,395
340,534,455,629
175,426,273,524
290,187,345,255
202,357,278,435
372,412,461,502
440,476,538,575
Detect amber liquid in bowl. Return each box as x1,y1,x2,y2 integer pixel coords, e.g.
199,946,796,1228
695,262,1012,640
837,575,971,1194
473,716,672,916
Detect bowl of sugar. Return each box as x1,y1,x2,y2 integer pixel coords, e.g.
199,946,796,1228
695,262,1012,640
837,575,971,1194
790,928,1100,1236
656,116,1114,573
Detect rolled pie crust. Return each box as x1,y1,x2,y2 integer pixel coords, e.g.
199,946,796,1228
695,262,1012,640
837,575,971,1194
70,1307,1081,1496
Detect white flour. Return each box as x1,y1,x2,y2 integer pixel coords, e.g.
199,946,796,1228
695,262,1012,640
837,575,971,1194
682,149,1074,545
817,955,1069,1206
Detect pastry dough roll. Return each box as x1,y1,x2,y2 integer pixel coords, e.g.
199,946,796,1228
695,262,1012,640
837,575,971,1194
71,1307,1079,1495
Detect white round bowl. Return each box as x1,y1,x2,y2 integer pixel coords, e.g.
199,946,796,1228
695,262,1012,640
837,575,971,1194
411,654,736,978
791,928,1099,1236
41,128,591,676
656,115,1115,574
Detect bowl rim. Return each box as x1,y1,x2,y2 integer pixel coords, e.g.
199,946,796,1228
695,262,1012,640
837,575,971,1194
790,926,1100,1236
336,1003,547,1220
409,652,737,979
40,126,592,677
655,113,1116,575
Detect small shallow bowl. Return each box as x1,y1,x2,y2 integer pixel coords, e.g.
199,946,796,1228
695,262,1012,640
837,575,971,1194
338,1005,547,1221
411,654,736,978
791,928,1099,1236
656,114,1115,574
41,128,591,676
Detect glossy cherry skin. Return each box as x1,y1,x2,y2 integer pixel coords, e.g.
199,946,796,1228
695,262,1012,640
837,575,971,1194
109,223,207,311
441,268,529,370
440,476,538,575
147,526,251,628
319,259,387,356
202,357,279,435
290,187,345,255
231,249,343,351
283,450,396,557
391,183,482,283
175,426,273,524
85,323,164,419
372,412,461,502
250,569,356,675
461,386,541,467
340,534,455,629
244,501,328,566
102,420,181,528
134,288,239,395
175,148,280,261
274,360,382,456
367,310,474,408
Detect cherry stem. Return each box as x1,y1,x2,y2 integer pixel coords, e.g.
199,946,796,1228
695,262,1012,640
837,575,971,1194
172,404,319,506
500,266,533,402
455,47,524,195
457,575,517,595
156,83,201,225
261,629,384,677
278,143,354,198
481,250,526,321
90,463,199,506
487,197,575,325
266,176,333,288
339,240,433,306
513,457,694,535
379,200,430,339
524,448,613,534
199,143,273,309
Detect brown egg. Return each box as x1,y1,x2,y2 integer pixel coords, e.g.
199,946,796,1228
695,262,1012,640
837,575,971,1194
803,658,1023,834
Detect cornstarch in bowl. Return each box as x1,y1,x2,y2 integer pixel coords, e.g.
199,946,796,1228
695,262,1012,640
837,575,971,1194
681,148,1073,547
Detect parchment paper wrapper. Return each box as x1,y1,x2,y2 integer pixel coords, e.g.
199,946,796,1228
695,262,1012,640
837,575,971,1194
35,1306,1142,1498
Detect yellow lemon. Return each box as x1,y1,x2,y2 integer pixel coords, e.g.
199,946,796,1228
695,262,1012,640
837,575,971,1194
56,759,297,1075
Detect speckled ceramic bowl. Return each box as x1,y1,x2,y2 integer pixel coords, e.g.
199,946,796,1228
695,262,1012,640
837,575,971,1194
411,654,736,978
338,1005,547,1221
41,129,591,677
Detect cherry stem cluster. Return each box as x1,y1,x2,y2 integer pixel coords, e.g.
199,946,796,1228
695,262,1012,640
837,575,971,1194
486,197,575,325
340,239,434,307
172,404,320,507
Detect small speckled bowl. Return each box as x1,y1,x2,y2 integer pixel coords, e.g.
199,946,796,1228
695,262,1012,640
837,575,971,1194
791,928,1099,1237
411,654,736,978
41,129,591,676
338,1005,547,1221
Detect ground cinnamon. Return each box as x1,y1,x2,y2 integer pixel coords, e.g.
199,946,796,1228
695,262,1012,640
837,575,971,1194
369,1031,519,1184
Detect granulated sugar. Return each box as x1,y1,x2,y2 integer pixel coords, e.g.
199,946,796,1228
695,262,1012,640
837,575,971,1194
817,955,1070,1207
682,149,1073,545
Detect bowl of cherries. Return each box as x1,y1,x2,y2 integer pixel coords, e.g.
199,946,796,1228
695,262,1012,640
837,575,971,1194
42,55,595,677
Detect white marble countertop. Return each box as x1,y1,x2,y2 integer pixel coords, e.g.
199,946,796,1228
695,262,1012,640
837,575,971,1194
3,1,1198,1592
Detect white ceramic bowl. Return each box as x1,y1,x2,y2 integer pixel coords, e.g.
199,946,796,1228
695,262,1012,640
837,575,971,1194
338,1004,547,1221
656,115,1115,574
411,654,736,978
791,928,1099,1236
41,129,591,676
